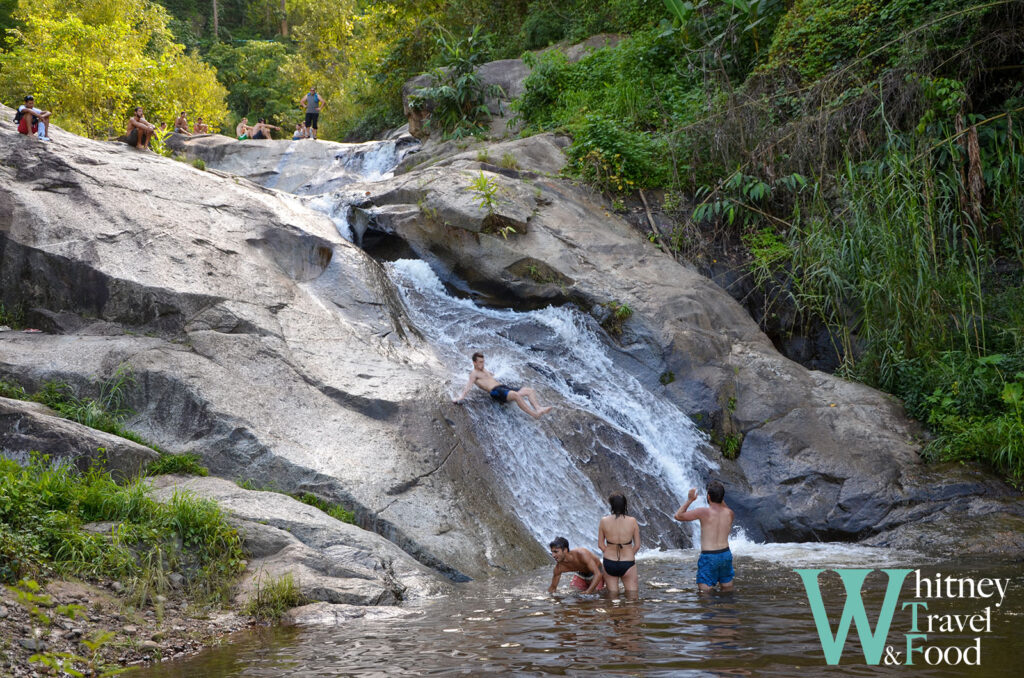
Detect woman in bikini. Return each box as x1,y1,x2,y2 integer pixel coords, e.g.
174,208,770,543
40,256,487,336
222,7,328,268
598,492,640,594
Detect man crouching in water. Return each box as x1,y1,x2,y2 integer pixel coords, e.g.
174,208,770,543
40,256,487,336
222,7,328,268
674,480,735,592
548,537,605,594
453,352,552,419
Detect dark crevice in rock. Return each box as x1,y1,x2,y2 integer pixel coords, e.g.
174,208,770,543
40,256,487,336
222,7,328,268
385,441,461,495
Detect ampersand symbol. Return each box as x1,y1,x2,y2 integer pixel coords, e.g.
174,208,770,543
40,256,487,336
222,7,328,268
884,645,903,665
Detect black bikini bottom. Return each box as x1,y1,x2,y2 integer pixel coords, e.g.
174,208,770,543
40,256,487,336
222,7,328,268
603,558,636,578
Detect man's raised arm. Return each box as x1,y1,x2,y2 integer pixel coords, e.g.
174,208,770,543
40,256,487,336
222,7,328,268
674,488,707,522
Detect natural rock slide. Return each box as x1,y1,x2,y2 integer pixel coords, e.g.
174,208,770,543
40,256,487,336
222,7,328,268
2,99,1022,619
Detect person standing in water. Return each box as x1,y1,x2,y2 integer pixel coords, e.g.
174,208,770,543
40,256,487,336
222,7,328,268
598,492,640,594
674,480,735,592
453,352,552,419
547,537,606,594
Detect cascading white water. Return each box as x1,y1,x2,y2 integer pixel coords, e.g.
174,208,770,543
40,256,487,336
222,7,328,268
387,259,713,550
278,137,715,550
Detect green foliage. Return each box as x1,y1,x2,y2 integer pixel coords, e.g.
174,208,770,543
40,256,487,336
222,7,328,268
245,571,305,621
205,40,306,127
0,454,244,599
191,157,206,170
0,301,26,328
568,114,667,192
600,300,633,336
145,453,209,478
294,492,356,524
29,628,124,677
412,25,504,139
0,0,228,137
521,7,565,49
894,352,1024,485
499,152,519,169
468,171,500,212
721,432,743,459
150,128,174,158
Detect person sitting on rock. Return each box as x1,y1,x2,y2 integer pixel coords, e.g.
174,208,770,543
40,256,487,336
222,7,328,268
174,111,191,135
15,95,52,141
250,118,281,140
193,117,209,134
125,107,156,150
236,117,252,140
453,351,552,419
292,122,307,140
548,536,606,594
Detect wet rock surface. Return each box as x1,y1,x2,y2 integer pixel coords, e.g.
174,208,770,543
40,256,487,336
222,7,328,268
0,108,546,580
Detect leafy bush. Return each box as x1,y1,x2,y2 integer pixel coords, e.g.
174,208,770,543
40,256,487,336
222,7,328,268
522,8,565,50
566,113,668,191
0,0,228,137
411,26,503,139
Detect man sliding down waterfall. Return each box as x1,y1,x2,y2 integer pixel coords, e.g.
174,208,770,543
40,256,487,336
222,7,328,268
452,352,552,419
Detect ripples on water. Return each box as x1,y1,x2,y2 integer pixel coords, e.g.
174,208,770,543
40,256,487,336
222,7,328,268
133,549,1022,677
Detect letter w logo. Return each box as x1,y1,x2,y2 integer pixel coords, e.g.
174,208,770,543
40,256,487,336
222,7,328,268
795,568,912,665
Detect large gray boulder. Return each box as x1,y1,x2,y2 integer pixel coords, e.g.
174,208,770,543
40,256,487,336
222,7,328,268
147,476,450,608
314,136,1024,554
0,396,158,479
0,106,547,579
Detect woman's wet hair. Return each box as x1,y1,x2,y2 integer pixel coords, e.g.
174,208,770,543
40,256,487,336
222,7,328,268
609,492,627,516
549,536,569,551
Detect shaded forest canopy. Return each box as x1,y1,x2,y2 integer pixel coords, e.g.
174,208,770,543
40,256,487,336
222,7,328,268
1,0,1022,483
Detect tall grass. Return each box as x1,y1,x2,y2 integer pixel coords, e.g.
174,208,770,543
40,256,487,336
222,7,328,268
787,129,1024,484
0,366,161,452
0,454,244,597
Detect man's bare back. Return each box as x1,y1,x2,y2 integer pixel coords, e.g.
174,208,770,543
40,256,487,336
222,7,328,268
453,352,551,419
675,481,735,591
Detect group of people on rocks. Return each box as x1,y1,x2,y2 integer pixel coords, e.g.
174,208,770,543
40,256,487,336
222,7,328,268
13,84,326,148
548,484,736,597
452,351,736,596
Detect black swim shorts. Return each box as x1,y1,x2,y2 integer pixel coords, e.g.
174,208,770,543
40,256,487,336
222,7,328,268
489,385,518,402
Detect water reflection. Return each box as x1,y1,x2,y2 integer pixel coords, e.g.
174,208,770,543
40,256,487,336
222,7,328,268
132,554,1024,677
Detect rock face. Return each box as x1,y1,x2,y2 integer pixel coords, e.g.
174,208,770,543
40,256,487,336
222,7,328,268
0,397,158,479
0,107,547,580
148,476,450,606
2,103,1022,565
304,130,1024,554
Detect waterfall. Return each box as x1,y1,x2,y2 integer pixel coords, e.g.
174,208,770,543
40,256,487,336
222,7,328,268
388,259,712,551
267,138,714,551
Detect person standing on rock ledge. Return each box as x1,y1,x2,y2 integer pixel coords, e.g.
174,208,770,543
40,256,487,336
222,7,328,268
299,86,325,140
452,352,552,419
674,480,735,593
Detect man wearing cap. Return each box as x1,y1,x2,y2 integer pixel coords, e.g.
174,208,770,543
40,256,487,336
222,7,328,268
299,86,325,140
17,96,52,141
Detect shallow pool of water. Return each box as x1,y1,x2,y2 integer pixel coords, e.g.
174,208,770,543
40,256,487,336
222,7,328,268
133,546,1021,677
